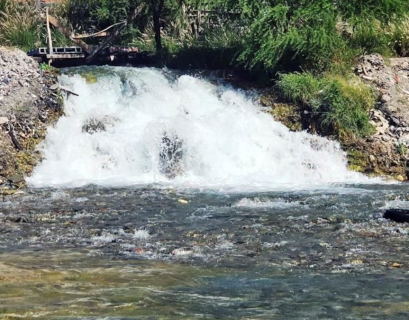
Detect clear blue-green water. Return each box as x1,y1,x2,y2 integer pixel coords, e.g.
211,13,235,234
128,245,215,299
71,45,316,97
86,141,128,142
1,184,409,319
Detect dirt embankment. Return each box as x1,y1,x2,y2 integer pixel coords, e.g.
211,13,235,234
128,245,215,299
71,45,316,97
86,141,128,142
261,54,409,180
0,47,62,190
344,54,409,180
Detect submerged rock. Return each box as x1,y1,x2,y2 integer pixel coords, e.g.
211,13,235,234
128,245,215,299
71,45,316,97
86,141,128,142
384,209,409,223
82,119,107,135
82,116,117,135
159,132,183,180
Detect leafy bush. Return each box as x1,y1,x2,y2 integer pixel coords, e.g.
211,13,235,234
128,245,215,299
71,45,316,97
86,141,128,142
350,18,392,56
278,73,376,137
238,0,409,73
238,3,349,73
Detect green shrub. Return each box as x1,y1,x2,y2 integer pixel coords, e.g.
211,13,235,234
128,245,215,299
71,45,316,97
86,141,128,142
350,19,392,56
53,0,149,46
238,3,349,73
278,73,376,137
0,0,10,12
389,17,409,56
237,0,409,73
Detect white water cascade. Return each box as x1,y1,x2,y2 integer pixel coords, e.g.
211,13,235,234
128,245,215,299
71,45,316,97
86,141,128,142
29,67,370,189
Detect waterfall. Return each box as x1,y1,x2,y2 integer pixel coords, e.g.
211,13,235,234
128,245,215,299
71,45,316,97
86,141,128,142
28,67,369,190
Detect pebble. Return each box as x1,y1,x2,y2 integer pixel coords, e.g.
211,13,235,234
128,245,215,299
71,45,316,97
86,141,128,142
381,94,391,103
0,117,8,124
391,262,403,268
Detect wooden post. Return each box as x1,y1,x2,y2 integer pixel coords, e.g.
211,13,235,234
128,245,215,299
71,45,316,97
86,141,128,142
48,15,92,53
46,7,53,65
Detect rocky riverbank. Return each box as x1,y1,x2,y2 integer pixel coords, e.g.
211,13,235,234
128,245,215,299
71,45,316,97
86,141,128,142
261,54,409,181
0,47,62,191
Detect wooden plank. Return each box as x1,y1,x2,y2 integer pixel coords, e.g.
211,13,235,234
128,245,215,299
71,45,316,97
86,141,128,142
73,32,110,39
46,54,85,59
46,8,53,60
86,4,144,64
48,15,92,53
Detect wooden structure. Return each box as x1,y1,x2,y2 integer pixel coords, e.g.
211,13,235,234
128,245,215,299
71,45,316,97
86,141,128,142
28,46,142,66
28,4,145,66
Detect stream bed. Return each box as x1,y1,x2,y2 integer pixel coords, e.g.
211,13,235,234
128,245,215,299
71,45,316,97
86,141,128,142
1,184,409,319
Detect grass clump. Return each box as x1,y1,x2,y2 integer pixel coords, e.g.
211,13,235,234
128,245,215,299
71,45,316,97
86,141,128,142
0,0,43,51
389,18,409,57
278,73,376,138
397,143,408,156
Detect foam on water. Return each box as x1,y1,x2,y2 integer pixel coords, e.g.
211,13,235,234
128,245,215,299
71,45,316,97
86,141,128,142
29,67,372,190
233,198,304,209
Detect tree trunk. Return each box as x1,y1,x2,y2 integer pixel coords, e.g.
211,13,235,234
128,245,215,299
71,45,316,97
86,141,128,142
152,0,165,65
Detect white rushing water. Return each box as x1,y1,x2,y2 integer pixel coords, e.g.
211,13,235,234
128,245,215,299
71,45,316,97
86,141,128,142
29,67,371,190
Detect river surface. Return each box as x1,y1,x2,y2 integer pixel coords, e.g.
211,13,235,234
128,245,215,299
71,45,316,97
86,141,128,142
2,67,409,319
2,184,409,319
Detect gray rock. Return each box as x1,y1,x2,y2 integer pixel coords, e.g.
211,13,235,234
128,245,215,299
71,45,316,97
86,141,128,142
381,94,391,103
8,174,24,184
0,117,8,124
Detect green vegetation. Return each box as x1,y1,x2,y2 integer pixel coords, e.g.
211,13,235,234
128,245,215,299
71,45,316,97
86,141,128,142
39,62,61,76
238,0,409,74
0,0,75,51
2,0,407,71
397,143,408,156
0,0,43,51
278,73,376,137
347,149,369,173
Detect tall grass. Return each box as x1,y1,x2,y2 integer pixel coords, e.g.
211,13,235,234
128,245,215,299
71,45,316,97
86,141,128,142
389,17,409,57
278,73,376,138
0,0,43,51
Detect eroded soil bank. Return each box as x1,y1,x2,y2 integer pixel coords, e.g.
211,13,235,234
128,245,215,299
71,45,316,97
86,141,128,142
0,47,62,191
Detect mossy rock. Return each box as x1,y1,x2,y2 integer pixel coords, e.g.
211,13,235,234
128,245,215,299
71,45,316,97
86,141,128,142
347,150,368,173
260,92,276,107
0,189,18,196
266,103,302,131
81,73,98,84
15,152,35,176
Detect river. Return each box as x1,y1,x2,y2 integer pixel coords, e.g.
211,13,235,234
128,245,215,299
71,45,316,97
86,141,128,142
1,67,409,319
